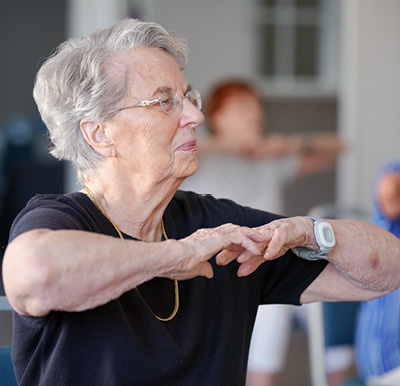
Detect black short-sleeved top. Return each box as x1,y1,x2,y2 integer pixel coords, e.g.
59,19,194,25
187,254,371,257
8,190,327,386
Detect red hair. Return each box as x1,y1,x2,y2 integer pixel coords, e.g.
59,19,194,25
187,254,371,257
205,79,260,122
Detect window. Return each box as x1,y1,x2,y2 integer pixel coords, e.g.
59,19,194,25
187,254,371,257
255,0,338,96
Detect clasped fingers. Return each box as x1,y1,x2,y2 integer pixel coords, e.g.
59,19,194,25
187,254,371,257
184,223,266,265
254,217,312,260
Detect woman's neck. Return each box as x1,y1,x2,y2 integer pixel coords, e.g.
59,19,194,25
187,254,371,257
83,177,177,242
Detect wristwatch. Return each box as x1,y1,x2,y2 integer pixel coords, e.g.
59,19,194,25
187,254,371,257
291,216,336,261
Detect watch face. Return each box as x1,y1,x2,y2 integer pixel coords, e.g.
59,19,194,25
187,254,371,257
317,222,336,249
322,226,334,243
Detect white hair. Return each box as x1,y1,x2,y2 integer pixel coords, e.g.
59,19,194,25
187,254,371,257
33,18,189,183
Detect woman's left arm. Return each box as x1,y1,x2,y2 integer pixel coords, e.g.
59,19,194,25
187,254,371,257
216,217,400,303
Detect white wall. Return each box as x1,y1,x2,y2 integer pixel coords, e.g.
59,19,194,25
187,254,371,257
67,0,131,37
337,0,400,214
146,0,258,96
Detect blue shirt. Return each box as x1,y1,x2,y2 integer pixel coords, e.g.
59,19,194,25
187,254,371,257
356,288,400,379
355,160,400,380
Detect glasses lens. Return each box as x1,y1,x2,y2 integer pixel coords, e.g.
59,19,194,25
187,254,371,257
158,92,181,114
158,89,201,114
186,89,202,110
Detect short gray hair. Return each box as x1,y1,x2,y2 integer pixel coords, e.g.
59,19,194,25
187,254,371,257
33,18,189,184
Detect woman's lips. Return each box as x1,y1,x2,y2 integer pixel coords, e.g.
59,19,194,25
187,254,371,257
176,140,197,152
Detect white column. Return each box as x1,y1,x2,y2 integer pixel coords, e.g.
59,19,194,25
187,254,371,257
337,0,400,214
64,0,133,192
67,0,131,38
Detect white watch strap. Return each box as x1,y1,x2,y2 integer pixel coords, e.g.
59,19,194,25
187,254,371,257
291,216,335,261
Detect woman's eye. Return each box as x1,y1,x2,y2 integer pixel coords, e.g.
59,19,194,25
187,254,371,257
160,96,174,110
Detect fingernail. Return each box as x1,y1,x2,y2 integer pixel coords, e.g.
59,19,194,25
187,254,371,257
237,266,247,277
216,256,226,265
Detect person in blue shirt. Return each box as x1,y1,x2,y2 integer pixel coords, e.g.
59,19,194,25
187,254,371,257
355,160,400,386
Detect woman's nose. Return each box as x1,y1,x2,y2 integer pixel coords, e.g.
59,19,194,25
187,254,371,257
180,99,205,128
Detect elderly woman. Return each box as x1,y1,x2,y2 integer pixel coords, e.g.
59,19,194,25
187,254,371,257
2,18,400,386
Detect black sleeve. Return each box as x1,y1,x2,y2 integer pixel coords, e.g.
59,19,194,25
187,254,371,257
256,251,328,305
8,193,112,244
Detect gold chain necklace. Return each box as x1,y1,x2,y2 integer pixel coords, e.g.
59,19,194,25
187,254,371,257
84,186,179,322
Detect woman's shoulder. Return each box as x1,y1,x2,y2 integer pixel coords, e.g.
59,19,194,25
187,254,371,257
9,192,105,241
22,191,86,206
15,192,95,220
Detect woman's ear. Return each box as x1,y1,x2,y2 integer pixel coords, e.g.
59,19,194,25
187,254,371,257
80,120,116,157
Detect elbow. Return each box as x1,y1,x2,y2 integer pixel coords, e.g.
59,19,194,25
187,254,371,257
3,230,54,317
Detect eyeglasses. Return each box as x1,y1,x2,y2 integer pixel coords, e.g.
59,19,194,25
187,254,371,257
108,88,202,116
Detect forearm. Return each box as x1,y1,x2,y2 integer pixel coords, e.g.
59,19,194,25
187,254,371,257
3,229,177,316
309,132,345,154
327,219,400,293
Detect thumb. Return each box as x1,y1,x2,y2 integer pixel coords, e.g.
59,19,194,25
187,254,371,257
198,261,214,279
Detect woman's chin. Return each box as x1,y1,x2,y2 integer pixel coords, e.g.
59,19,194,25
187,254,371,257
178,160,199,180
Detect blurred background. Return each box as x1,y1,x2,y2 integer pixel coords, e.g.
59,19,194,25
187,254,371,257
0,0,399,384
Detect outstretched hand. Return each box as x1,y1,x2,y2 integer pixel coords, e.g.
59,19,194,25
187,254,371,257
216,217,315,277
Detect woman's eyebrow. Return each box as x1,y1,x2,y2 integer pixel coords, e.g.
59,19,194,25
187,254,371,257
152,84,192,96
152,86,173,96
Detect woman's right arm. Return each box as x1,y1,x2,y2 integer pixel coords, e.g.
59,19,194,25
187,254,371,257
2,225,264,317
